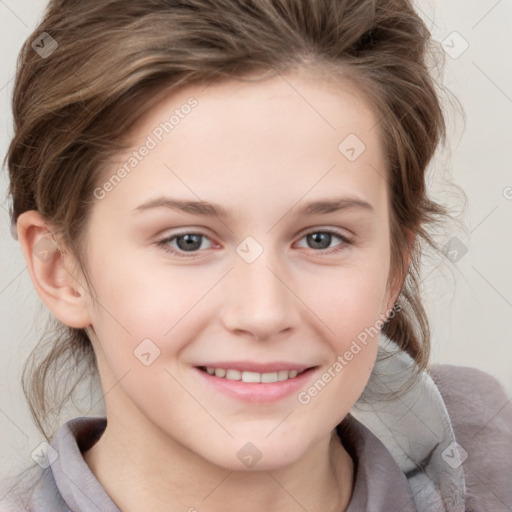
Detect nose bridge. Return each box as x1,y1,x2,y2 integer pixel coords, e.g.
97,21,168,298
221,242,298,339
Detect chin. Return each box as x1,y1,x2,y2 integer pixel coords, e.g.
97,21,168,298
198,435,313,472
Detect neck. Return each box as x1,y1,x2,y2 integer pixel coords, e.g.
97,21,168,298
83,415,354,512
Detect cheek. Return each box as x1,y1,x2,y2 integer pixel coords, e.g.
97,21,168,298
88,241,182,324
309,261,390,343
300,255,391,397
85,248,221,370
295,270,388,423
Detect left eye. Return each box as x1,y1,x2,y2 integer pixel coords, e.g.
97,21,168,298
296,230,351,252
157,229,352,257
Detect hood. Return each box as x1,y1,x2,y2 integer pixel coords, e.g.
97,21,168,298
351,334,466,512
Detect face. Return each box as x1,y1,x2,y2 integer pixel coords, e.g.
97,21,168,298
80,69,397,471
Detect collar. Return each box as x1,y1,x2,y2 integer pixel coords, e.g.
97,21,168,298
46,413,420,512
50,416,119,512
337,413,419,511
350,334,466,512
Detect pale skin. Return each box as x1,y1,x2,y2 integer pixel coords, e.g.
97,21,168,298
18,68,410,511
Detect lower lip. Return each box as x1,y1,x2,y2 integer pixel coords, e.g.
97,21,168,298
194,367,317,403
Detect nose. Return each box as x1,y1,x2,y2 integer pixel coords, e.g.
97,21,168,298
219,248,300,341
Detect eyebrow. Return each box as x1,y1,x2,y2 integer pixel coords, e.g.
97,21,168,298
132,196,374,217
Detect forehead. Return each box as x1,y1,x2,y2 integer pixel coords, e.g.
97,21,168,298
138,69,381,148
95,69,388,218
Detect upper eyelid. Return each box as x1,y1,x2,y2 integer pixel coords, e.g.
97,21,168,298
299,226,352,238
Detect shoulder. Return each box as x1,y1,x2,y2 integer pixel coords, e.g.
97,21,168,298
429,363,512,511
429,363,512,434
0,464,67,512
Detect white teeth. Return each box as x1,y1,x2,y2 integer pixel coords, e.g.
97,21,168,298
277,370,289,381
242,371,261,383
261,372,278,383
225,369,241,380
204,367,303,382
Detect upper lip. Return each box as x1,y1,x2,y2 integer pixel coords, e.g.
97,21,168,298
196,361,315,373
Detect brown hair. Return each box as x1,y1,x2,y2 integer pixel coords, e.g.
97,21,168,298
6,0,459,440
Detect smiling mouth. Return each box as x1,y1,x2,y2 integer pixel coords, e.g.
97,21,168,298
197,366,313,383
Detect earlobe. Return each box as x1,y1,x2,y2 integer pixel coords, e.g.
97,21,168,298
16,210,92,329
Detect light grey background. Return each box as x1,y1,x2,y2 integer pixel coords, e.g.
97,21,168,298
1,0,511,478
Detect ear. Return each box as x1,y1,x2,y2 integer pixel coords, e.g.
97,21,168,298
384,228,416,312
16,210,92,328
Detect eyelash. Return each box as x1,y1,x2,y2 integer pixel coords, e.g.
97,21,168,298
156,228,353,258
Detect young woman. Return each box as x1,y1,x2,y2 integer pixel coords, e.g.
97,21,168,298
2,0,511,511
